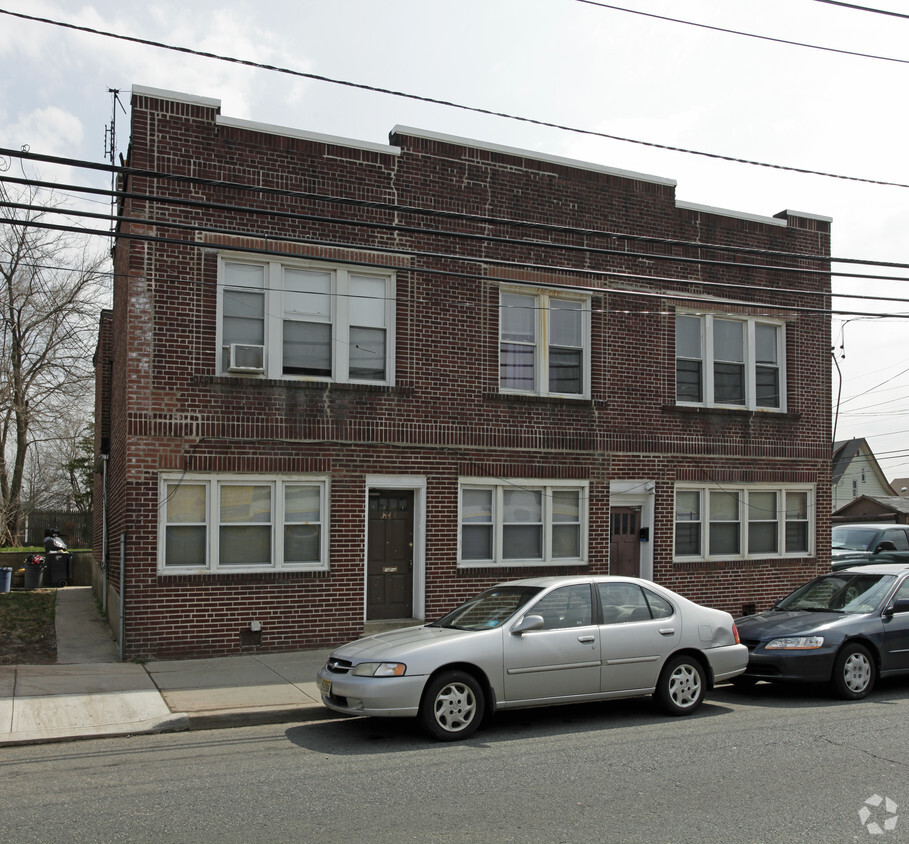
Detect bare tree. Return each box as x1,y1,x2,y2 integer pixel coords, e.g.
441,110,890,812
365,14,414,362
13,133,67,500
0,174,108,545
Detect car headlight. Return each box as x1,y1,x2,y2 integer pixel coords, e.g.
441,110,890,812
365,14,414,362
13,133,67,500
351,662,407,677
765,636,824,650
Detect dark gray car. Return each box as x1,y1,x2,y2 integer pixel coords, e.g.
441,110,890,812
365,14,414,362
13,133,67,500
735,563,909,699
831,523,909,567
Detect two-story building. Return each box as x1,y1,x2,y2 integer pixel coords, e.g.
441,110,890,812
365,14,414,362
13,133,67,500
93,85,832,659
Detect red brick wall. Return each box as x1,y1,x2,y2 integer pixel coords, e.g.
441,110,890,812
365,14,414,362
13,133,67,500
95,89,832,659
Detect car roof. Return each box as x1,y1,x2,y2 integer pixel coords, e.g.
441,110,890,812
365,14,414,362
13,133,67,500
833,523,907,531
835,563,909,575
497,574,649,588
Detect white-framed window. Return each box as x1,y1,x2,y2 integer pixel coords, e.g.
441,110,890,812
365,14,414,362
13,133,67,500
499,288,590,398
459,479,588,567
159,474,329,573
676,312,784,411
219,256,395,384
674,484,812,561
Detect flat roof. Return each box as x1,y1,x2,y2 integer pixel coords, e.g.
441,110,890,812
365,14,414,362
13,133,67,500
132,85,829,227
391,125,677,187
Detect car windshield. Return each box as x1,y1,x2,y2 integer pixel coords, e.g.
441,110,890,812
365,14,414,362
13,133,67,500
778,573,895,613
831,528,878,551
431,586,543,630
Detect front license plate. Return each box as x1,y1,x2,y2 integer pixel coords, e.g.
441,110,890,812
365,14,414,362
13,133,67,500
319,677,332,697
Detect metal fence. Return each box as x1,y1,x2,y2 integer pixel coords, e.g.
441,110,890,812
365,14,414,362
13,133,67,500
26,510,93,548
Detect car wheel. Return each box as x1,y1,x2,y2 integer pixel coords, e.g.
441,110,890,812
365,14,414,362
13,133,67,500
831,643,876,700
419,670,484,741
655,655,706,715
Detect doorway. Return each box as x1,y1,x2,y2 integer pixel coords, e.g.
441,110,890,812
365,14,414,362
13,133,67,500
366,490,414,619
610,506,641,577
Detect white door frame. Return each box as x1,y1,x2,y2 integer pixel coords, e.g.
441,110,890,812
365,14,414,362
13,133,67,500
609,480,655,580
364,475,427,621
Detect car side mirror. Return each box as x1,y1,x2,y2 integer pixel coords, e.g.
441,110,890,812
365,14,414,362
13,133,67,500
884,598,909,617
511,614,544,635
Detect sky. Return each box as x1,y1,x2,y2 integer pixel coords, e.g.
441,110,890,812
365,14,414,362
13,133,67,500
1,0,908,481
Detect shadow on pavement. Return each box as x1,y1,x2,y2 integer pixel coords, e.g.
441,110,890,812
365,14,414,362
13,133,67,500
284,693,736,755
711,673,909,709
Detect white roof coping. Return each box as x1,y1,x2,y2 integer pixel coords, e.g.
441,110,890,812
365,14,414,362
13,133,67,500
217,116,400,155
776,209,833,223
676,200,787,227
131,85,221,109
391,125,677,187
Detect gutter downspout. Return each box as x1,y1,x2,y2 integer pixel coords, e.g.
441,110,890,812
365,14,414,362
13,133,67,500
119,533,125,662
101,453,108,615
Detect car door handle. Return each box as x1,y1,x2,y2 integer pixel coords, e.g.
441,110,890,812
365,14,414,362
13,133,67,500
577,635,596,644
659,628,676,636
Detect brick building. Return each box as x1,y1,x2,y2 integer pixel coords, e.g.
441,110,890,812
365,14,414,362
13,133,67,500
93,85,832,660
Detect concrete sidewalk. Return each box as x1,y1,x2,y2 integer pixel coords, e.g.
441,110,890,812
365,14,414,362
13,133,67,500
0,587,335,746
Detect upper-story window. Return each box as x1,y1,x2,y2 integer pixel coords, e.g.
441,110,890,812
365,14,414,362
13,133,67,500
676,313,784,411
219,257,395,384
499,288,590,398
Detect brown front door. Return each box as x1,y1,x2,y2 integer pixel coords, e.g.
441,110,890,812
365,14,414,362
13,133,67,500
367,491,414,619
610,507,641,577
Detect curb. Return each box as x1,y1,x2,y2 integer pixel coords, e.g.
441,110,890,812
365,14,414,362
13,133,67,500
184,705,341,731
0,713,191,748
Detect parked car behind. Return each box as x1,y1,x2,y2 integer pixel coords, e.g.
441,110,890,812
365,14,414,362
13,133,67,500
831,523,909,567
318,575,747,740
832,550,909,572
735,563,909,699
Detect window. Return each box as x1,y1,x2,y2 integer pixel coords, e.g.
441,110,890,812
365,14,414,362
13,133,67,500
528,584,593,629
220,257,394,384
499,289,590,397
881,529,909,551
676,313,784,410
160,474,328,572
598,583,674,624
674,485,813,560
459,480,588,567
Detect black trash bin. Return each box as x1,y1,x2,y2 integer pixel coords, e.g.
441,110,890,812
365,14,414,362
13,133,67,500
24,555,46,589
45,551,72,587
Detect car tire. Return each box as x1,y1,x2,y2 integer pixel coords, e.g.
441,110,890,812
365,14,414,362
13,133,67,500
419,670,484,741
655,655,706,715
831,643,876,700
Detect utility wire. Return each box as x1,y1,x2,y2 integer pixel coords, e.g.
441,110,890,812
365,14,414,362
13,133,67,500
3,214,891,320
810,0,909,20
2,6,909,190
576,0,909,65
0,146,885,275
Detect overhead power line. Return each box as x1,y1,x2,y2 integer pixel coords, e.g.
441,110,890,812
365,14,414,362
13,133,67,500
8,150,909,307
0,214,863,319
576,0,909,65
810,0,909,20
2,6,909,190
0,145,893,275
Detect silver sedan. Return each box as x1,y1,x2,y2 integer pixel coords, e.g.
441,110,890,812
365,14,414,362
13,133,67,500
317,575,747,740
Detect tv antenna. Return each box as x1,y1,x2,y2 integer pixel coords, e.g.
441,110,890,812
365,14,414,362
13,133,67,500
104,89,126,243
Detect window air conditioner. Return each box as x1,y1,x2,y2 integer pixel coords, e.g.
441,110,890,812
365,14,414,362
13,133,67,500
228,343,265,373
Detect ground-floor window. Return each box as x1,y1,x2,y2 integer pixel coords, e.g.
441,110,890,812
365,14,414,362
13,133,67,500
674,484,812,561
159,473,329,573
458,479,588,568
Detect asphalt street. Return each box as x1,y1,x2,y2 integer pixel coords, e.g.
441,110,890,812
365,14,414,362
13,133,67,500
4,679,909,843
